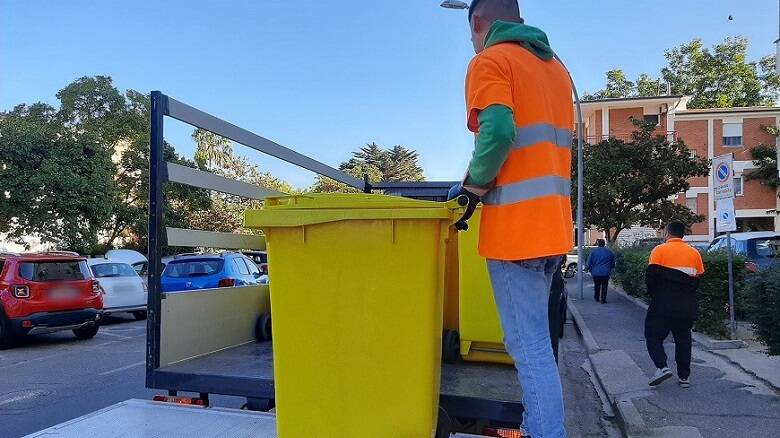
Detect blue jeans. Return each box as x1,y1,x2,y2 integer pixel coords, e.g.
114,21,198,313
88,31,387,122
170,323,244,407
487,257,566,438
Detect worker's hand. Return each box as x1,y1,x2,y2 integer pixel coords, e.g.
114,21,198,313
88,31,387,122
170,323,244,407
448,184,481,231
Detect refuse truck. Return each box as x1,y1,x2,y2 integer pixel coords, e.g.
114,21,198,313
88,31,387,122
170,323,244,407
23,92,568,438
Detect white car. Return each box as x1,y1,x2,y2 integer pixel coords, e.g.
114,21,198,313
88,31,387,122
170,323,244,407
87,259,148,320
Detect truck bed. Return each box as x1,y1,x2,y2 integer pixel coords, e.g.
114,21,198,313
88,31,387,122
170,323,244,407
158,341,521,402
23,399,487,438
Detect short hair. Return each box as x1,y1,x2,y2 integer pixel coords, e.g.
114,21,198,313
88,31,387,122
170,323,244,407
469,0,522,24
666,221,685,238
597,239,606,247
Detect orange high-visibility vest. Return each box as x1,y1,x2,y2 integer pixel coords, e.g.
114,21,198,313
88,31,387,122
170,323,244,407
466,42,573,261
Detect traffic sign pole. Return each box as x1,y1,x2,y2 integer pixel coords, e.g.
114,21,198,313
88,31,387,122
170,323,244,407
713,153,737,340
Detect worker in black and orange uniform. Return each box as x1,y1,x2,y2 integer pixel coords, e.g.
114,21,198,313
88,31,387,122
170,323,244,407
447,1,573,436
645,221,704,389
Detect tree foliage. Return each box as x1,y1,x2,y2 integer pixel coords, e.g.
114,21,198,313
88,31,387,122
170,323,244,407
584,37,779,108
575,120,710,243
0,102,115,253
745,125,780,190
310,143,424,193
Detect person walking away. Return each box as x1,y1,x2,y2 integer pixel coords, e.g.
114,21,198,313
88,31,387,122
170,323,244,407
645,221,704,388
587,239,615,303
447,1,573,436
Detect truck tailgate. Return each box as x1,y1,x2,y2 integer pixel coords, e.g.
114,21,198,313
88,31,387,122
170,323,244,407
23,399,277,438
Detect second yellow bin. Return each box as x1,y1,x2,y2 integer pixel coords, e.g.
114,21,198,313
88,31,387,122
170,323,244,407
457,208,512,364
244,193,455,438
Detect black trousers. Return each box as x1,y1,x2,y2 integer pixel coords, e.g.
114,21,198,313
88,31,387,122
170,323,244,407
644,314,694,379
593,276,609,302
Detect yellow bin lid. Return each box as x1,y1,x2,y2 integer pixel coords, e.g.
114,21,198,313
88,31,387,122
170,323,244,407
244,193,459,228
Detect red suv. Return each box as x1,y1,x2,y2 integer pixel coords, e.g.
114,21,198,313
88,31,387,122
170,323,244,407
0,251,104,349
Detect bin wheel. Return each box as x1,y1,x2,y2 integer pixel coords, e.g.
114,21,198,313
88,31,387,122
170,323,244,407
435,406,452,438
255,313,272,341
0,314,16,350
443,330,460,364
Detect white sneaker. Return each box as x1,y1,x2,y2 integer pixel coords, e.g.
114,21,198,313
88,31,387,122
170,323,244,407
678,377,690,388
649,367,673,387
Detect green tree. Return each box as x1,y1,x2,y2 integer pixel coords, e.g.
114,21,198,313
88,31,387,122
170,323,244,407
662,37,779,108
193,128,234,170
309,143,424,193
0,103,116,253
745,125,780,190
636,73,663,97
583,69,635,100
575,119,711,243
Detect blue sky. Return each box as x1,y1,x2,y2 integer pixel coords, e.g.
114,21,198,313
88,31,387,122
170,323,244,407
2,1,777,189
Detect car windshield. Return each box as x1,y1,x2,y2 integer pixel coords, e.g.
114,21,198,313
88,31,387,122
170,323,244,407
749,238,780,259
163,259,224,278
92,263,138,278
19,260,91,282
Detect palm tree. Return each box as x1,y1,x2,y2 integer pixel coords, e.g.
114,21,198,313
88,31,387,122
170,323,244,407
192,128,233,170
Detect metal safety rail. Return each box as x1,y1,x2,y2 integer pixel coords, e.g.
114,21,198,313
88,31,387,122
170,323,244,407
146,91,523,426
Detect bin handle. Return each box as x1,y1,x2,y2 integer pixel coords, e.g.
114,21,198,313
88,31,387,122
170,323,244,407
448,195,473,231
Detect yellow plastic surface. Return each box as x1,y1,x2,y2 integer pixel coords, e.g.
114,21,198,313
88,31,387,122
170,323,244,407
245,193,453,438
457,208,510,363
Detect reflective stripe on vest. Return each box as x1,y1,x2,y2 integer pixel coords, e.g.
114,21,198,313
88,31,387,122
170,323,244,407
482,175,571,206
513,123,572,150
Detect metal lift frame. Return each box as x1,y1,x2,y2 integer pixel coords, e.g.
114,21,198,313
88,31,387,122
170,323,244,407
146,91,523,425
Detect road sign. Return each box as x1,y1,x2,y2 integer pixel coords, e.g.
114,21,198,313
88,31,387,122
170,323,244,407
716,198,737,232
712,154,735,201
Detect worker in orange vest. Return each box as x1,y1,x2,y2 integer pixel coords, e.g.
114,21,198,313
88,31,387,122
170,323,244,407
645,221,704,389
447,1,573,436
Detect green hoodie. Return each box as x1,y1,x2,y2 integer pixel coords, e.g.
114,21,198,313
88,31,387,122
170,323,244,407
466,21,555,187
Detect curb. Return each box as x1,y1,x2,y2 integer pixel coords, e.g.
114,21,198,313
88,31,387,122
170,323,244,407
568,298,704,438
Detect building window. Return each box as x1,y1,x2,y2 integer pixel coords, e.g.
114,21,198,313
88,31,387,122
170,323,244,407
686,197,697,213
723,122,743,147
734,176,743,196
689,150,697,158
644,114,660,126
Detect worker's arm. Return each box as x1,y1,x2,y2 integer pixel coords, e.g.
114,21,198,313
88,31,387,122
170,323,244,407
465,105,516,187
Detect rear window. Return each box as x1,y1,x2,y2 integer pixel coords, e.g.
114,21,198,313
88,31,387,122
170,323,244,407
19,260,91,282
92,263,139,278
163,259,224,278
749,238,780,259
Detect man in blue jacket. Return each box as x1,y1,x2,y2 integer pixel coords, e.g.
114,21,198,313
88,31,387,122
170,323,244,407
587,239,615,304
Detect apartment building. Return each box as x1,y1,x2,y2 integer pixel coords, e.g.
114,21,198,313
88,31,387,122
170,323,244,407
581,95,780,243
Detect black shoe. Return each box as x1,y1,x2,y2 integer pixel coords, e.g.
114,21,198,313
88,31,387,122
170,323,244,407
594,296,599,302
601,300,607,304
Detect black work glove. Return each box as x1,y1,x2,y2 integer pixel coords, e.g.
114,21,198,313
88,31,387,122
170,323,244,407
447,184,481,231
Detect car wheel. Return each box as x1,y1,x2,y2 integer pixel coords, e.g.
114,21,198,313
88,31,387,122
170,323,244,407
132,310,147,321
255,313,272,341
0,314,16,350
564,263,577,279
442,329,460,364
73,323,100,340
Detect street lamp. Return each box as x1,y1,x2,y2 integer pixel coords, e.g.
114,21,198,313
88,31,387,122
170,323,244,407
440,0,469,10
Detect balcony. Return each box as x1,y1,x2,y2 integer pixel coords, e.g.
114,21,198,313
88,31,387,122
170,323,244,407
582,130,678,144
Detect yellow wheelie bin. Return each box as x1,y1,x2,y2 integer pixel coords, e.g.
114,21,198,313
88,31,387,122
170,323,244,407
244,193,457,438
455,207,512,364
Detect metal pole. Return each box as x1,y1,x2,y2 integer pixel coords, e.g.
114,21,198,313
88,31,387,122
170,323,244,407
565,105,585,300
147,91,166,382
726,231,737,339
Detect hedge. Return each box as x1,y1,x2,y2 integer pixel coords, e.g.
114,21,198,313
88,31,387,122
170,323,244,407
612,247,745,339
745,266,780,355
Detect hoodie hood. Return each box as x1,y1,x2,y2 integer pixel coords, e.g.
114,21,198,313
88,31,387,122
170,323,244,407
484,21,555,60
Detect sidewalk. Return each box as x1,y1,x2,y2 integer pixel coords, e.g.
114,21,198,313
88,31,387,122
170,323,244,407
568,279,780,438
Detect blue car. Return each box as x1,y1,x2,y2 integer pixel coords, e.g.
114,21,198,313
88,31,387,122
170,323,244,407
160,253,263,292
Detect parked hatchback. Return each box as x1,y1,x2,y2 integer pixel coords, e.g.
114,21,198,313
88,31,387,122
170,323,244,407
87,259,147,320
160,253,263,292
708,231,780,272
0,251,103,349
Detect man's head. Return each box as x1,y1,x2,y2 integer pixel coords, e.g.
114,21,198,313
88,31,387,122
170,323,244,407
666,221,686,239
597,239,606,247
468,0,523,53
